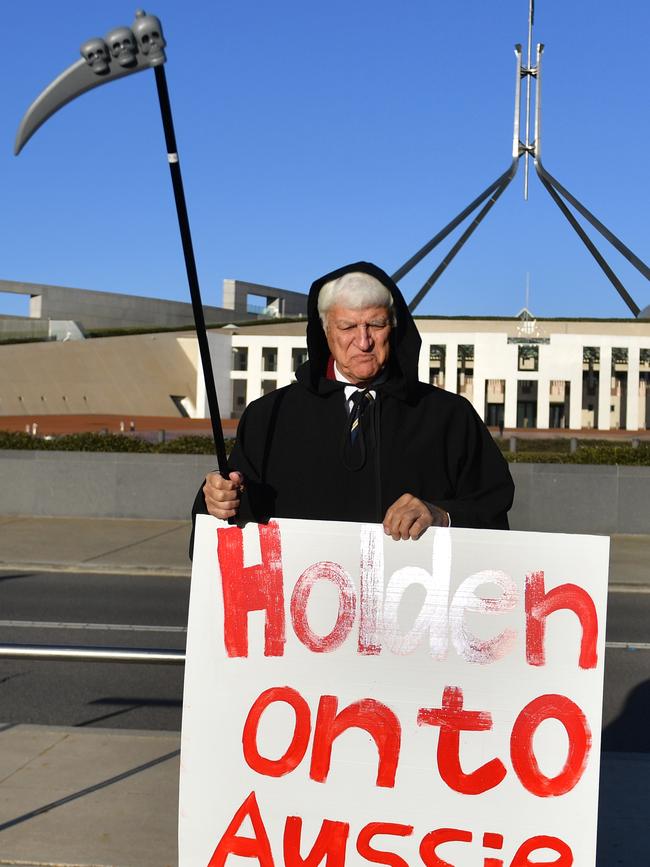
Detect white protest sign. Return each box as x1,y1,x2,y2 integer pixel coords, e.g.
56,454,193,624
179,516,609,867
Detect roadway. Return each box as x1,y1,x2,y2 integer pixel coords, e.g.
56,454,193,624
0,568,648,743
0,570,188,730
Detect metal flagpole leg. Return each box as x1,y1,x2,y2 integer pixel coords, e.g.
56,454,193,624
153,64,229,472
390,166,515,284
408,167,517,313
539,175,641,317
537,164,650,283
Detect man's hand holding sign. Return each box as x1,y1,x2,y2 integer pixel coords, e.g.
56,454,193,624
203,471,245,522
203,480,449,540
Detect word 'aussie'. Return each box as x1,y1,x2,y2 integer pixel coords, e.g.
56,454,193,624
208,791,575,866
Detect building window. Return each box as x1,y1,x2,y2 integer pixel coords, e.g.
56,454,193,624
247,293,268,315
583,348,599,383
291,347,308,372
484,380,505,430
549,381,570,429
611,348,628,429
581,347,600,421
485,403,505,428
261,379,277,396
232,347,248,371
518,345,538,371
262,347,277,372
457,345,474,396
231,380,247,419
484,379,506,430
517,380,538,428
429,345,446,388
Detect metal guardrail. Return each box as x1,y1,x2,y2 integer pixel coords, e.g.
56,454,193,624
0,644,185,664
0,641,648,666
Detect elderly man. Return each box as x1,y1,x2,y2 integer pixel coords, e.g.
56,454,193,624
194,261,514,539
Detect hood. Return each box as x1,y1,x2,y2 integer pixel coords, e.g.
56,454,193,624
296,261,422,401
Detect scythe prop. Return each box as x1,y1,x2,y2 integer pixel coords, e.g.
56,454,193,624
15,9,229,472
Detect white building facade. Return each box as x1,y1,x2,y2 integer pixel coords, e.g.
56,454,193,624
213,314,650,431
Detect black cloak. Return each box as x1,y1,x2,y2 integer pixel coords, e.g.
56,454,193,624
193,261,514,531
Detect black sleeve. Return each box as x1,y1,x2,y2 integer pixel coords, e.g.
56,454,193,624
188,405,276,558
433,401,514,530
189,477,210,561
224,407,276,524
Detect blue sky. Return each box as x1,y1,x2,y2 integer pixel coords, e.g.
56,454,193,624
2,0,649,320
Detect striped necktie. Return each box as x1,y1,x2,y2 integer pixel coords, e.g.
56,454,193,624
349,389,374,443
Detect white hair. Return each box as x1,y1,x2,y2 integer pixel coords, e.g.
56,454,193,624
317,271,395,328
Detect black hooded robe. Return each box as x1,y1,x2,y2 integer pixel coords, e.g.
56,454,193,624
192,262,514,532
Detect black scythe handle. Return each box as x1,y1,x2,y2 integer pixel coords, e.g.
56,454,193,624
153,65,228,473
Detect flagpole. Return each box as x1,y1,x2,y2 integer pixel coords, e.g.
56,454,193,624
523,0,535,199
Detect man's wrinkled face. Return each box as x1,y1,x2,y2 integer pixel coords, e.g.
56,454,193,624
325,304,392,385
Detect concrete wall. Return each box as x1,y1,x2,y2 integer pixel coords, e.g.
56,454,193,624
508,463,650,535
0,450,215,520
34,285,246,331
0,316,49,339
0,317,84,341
222,280,308,318
0,450,648,533
0,279,255,332
0,331,206,417
195,332,234,418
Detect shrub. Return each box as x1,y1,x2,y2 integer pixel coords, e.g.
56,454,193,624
496,438,573,454
505,443,650,465
48,432,154,452
573,444,650,466
0,430,237,456
0,430,41,450
505,452,573,464
1,428,648,464
157,436,236,456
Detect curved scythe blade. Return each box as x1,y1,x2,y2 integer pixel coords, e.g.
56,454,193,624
15,54,156,156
